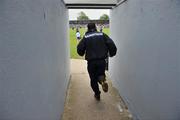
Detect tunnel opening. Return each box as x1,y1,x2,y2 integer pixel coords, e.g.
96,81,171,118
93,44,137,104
68,9,110,70
65,0,127,70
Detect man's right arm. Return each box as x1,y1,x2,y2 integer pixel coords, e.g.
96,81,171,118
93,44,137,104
77,37,86,56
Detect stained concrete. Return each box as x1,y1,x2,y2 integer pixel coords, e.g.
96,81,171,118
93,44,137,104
0,0,69,119
62,59,132,120
110,0,180,119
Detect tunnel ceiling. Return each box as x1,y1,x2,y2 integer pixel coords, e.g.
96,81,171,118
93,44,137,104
64,0,118,9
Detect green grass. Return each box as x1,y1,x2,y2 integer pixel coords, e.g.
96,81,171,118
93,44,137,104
69,28,110,59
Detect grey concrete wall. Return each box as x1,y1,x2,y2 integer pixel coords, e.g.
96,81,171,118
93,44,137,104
110,0,180,120
0,0,69,120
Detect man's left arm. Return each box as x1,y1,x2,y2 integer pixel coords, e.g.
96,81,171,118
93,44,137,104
77,37,86,56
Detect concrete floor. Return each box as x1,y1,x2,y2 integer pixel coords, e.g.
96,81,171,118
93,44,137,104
62,59,132,120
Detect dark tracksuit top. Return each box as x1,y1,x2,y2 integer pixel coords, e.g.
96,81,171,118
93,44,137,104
77,30,117,95
77,30,117,60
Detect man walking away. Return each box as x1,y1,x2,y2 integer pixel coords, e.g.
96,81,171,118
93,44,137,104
77,23,117,101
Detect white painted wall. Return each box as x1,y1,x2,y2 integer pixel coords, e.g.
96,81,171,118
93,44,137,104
110,0,180,119
0,0,69,120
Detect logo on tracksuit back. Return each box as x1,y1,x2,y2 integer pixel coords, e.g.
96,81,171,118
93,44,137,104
85,33,103,38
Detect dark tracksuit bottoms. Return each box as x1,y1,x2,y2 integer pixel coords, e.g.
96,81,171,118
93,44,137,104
87,59,106,95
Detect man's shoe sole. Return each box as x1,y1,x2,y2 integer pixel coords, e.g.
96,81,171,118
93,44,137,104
102,82,108,92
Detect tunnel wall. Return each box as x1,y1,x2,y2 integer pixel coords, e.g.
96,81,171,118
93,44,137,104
0,0,69,120
110,0,180,119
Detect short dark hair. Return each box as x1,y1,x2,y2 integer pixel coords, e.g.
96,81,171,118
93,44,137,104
87,23,96,31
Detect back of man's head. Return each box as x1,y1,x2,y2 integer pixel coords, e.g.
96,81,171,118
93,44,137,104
87,23,97,32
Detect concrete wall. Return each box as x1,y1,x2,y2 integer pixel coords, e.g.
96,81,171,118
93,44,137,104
110,0,180,119
0,0,69,120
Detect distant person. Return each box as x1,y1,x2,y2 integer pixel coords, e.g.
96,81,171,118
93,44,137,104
76,29,81,41
99,25,103,32
77,23,117,101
